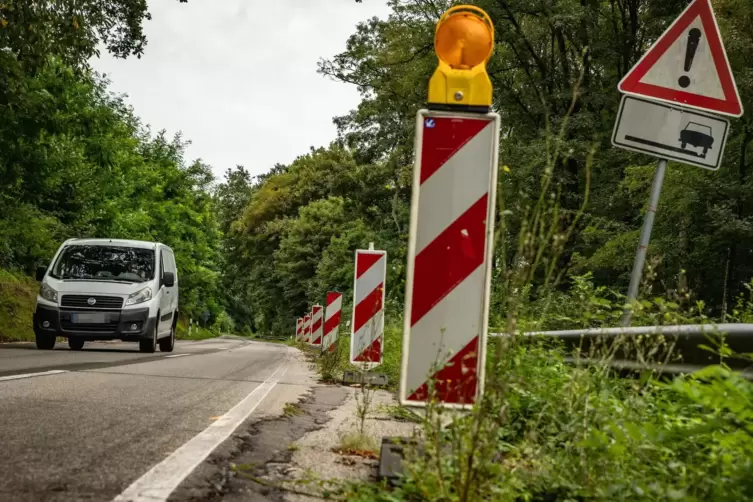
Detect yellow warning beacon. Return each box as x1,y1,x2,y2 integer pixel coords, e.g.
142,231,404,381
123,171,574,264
428,5,494,112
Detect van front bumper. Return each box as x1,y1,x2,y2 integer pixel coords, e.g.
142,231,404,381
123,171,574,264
33,304,156,342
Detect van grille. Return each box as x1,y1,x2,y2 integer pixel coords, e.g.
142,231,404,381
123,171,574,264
61,295,123,310
60,321,119,333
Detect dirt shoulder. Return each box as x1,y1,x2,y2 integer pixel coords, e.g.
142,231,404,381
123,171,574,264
170,365,418,500
282,387,419,501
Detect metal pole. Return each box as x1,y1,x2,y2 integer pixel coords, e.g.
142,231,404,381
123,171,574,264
621,159,667,327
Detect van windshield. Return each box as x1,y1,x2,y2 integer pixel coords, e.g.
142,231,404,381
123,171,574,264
49,245,155,283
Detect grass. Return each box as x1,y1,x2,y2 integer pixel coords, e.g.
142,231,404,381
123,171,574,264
315,323,403,387
0,269,38,343
283,402,305,417
175,319,224,341
334,431,378,456
377,403,422,423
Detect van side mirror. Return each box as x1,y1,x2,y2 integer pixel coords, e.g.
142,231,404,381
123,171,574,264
36,266,47,282
163,272,175,288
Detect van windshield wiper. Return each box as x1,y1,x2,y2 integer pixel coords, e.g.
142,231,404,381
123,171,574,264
59,277,137,283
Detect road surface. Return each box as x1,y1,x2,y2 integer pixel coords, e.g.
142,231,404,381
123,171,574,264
0,337,314,501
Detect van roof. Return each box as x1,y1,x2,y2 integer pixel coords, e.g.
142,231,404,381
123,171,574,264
64,238,166,250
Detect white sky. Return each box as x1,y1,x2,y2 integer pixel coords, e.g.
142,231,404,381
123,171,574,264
91,0,391,180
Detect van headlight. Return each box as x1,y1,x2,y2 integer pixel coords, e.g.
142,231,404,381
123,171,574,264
126,287,153,306
40,282,58,303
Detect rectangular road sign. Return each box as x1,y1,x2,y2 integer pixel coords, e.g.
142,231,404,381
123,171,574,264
399,109,500,409
612,95,729,170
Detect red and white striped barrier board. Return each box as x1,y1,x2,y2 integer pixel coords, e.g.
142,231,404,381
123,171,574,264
323,292,343,353
399,110,500,409
350,249,387,368
311,304,323,346
295,317,303,341
303,314,311,344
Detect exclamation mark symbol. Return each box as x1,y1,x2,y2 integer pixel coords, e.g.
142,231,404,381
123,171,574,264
678,28,702,88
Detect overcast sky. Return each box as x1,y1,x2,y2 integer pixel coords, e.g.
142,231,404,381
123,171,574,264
91,0,390,180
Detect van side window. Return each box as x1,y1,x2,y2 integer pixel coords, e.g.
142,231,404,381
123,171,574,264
160,252,165,286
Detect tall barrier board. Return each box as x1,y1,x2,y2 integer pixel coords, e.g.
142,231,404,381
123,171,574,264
350,249,387,368
311,304,323,347
303,313,311,344
323,292,342,353
295,317,303,342
399,110,500,409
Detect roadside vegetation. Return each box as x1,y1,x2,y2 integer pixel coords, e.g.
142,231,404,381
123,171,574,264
0,270,38,342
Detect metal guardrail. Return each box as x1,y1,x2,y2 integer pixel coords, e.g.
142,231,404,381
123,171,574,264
490,323,753,378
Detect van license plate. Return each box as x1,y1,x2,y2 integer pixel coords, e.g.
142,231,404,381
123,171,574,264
71,313,107,324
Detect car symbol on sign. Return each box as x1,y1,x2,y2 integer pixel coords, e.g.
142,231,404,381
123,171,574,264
680,122,714,156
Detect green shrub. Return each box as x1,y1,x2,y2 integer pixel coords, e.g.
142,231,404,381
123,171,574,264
0,269,38,342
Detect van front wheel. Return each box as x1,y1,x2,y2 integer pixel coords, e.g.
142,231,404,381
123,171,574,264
139,323,157,353
36,333,56,350
159,324,175,353
68,338,85,351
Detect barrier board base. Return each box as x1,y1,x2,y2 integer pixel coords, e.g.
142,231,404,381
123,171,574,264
342,370,389,387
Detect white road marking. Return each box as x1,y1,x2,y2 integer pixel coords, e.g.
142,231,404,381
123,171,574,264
164,354,190,359
0,370,68,382
113,350,289,502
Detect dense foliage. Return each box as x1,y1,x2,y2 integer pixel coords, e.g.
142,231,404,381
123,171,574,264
223,0,753,333
0,0,238,331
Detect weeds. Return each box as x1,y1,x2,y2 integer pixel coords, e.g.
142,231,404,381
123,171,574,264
335,430,378,456
283,402,304,417
376,403,423,423
317,342,344,382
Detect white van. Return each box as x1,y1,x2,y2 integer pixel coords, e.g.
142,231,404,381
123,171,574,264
33,238,179,353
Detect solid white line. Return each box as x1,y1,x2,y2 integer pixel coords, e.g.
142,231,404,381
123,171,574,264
113,352,288,502
164,354,190,359
0,370,68,382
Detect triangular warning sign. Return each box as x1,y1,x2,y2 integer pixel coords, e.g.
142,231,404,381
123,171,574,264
618,0,743,117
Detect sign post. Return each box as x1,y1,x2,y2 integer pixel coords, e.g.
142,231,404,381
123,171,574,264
614,0,743,326
398,5,498,410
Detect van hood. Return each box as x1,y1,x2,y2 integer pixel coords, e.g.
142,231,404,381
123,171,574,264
44,276,151,296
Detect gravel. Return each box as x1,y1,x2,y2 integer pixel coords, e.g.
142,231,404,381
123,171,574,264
283,387,420,501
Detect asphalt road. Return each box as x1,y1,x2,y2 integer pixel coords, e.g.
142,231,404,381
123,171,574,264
0,337,314,502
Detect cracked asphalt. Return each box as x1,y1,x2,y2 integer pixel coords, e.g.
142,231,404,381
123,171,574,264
0,337,316,502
